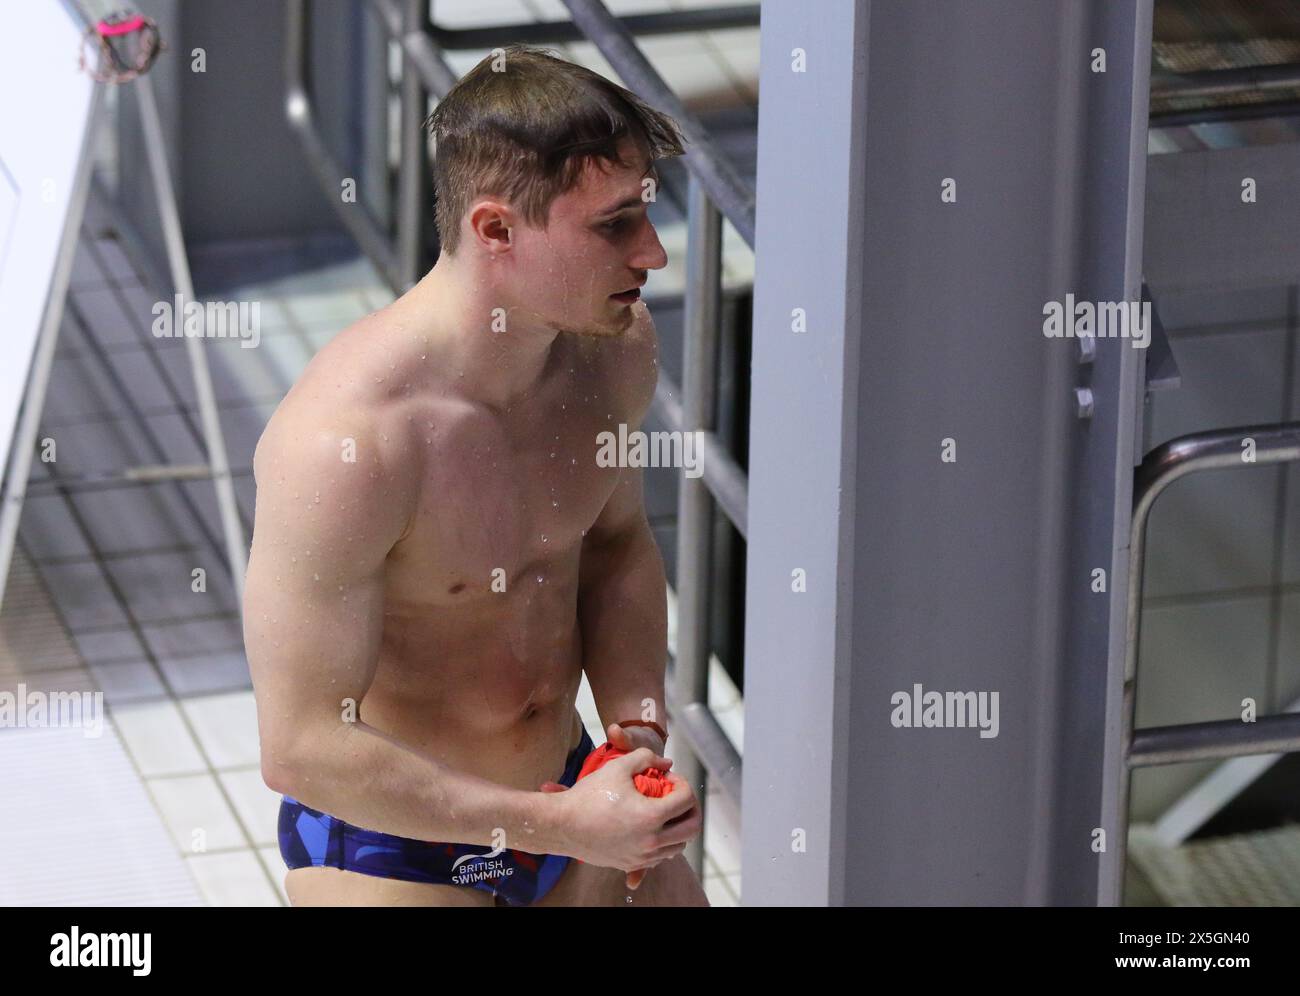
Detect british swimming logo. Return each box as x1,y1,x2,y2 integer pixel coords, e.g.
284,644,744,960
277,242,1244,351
450,843,514,886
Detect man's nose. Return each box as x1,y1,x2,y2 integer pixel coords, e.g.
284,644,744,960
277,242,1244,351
630,221,668,272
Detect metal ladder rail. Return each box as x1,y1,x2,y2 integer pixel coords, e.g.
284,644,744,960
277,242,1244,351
1100,420,1300,905
285,0,402,291
426,5,759,52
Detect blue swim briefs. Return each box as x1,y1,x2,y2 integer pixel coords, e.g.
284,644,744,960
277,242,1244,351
278,723,594,906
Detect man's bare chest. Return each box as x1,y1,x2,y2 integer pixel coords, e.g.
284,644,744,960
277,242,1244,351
386,380,629,607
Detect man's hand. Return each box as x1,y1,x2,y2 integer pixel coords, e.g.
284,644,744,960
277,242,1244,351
538,747,701,890
605,723,669,887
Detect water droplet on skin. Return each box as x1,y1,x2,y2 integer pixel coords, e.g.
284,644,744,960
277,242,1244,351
313,573,320,581
536,575,544,584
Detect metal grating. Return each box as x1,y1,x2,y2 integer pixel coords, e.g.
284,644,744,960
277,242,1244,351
1153,0,1300,114
1129,822,1300,906
0,724,203,906
0,546,83,679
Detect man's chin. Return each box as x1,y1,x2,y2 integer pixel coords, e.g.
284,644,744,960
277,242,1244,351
557,315,635,338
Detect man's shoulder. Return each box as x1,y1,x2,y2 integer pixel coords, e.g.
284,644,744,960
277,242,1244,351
256,316,440,485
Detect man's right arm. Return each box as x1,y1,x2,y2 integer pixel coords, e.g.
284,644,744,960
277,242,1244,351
244,409,552,849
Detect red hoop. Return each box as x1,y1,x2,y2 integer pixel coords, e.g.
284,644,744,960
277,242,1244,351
79,9,162,84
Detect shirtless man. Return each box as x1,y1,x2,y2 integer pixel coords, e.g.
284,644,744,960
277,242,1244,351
244,45,709,906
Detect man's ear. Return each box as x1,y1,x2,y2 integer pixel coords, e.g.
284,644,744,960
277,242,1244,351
467,200,515,253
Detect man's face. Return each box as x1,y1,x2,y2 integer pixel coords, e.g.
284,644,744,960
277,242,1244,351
504,139,668,337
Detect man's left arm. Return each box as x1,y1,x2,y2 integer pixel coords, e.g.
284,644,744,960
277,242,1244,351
578,461,670,755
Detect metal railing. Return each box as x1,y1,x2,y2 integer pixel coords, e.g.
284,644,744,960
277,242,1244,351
285,0,755,853
285,0,400,289
1100,420,1300,905
428,4,758,51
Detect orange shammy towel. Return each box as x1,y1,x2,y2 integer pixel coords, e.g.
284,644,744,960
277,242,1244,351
577,742,674,798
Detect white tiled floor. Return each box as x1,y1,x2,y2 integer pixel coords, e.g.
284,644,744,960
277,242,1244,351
185,850,282,907
219,767,284,847
180,690,263,769
112,699,209,776
146,773,247,852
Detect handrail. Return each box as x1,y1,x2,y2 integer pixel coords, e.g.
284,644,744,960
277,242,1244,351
1130,713,1300,767
1151,62,1300,103
1101,420,1300,905
428,5,759,50
368,0,460,97
674,174,725,866
285,0,400,291
652,376,749,540
561,0,757,248
396,0,429,288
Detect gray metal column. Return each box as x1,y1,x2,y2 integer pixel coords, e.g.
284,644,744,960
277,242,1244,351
742,0,871,908
743,0,1151,905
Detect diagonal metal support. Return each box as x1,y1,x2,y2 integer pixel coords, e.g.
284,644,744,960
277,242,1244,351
134,73,248,603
